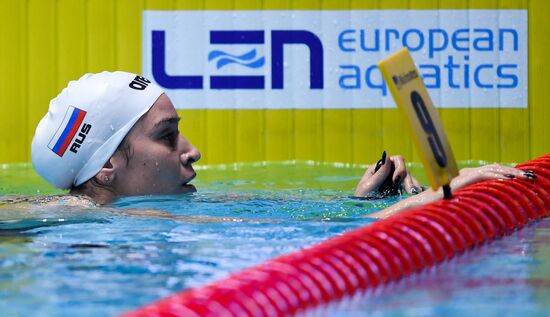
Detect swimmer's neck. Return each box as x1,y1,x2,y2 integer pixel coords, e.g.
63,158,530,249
69,185,116,205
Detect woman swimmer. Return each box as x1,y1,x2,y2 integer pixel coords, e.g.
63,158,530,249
30,71,535,218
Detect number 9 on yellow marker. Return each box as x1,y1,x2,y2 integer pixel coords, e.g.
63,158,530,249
378,48,458,192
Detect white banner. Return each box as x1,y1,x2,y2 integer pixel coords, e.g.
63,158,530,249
143,10,528,109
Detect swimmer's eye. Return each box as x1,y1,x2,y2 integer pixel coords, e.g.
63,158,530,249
160,131,178,148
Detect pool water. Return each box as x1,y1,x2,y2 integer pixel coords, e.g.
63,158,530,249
1,162,549,317
306,219,550,317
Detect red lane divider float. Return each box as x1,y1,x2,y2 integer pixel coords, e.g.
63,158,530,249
122,154,550,317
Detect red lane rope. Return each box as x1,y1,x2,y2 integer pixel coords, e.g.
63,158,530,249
122,154,550,317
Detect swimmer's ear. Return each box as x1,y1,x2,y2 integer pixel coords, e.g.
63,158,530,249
94,158,116,186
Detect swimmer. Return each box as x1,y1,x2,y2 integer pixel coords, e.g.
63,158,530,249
28,71,236,222
355,152,536,218
29,71,534,219
32,72,199,205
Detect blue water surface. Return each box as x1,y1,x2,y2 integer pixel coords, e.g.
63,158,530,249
1,162,549,317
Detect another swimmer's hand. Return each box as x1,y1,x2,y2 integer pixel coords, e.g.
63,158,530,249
366,164,535,219
449,164,535,189
354,151,422,197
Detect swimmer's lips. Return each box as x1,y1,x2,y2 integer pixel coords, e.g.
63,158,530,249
181,173,197,192
182,184,197,192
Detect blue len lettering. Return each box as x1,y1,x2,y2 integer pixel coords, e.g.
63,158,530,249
210,30,264,44
210,30,265,89
152,30,203,89
271,30,324,89
210,76,265,89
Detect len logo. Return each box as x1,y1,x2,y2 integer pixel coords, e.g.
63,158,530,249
151,30,324,90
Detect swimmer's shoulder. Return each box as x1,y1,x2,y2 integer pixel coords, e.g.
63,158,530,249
0,194,97,209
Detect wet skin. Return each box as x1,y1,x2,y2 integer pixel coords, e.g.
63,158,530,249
109,94,201,196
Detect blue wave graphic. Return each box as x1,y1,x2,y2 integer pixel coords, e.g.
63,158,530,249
208,49,265,69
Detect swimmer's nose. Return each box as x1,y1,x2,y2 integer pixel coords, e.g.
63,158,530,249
180,143,201,165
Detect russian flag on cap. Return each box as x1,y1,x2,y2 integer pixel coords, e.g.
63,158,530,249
48,106,87,157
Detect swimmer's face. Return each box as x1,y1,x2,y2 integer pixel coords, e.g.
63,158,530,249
111,94,201,196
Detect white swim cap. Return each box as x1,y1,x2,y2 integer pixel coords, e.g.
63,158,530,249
31,71,164,189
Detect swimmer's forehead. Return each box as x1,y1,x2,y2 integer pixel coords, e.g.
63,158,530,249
138,95,181,133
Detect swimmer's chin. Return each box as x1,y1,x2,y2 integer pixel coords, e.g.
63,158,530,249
181,184,197,193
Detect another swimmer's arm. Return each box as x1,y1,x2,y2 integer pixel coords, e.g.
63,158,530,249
365,188,440,219
366,164,535,219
